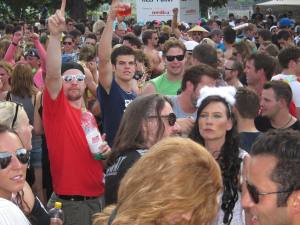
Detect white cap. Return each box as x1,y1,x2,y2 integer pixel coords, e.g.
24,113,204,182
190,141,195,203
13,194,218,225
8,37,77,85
184,40,199,51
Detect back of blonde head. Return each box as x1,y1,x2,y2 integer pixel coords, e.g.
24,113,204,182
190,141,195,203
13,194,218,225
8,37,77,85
0,101,26,130
94,137,222,225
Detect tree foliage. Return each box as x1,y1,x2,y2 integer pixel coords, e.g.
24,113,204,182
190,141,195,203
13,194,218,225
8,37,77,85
199,0,228,17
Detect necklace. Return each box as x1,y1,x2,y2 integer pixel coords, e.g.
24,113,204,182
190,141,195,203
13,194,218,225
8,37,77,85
278,115,293,129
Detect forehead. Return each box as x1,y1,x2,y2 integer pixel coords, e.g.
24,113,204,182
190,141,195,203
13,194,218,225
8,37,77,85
166,47,184,55
0,132,23,152
199,75,216,85
246,59,255,67
202,101,227,113
116,55,135,62
247,155,277,185
62,69,82,76
262,88,276,99
225,59,234,66
64,37,73,42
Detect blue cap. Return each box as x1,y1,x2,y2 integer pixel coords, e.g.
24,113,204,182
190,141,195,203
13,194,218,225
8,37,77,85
279,18,292,28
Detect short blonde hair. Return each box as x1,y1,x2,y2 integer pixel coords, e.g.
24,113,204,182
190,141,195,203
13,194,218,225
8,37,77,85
0,101,26,130
93,137,222,225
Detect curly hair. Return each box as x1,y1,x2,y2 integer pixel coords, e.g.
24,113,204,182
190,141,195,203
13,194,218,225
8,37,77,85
189,96,241,224
93,137,222,225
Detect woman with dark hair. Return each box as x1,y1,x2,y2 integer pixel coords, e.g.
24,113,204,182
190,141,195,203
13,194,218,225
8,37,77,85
105,94,180,206
189,86,248,225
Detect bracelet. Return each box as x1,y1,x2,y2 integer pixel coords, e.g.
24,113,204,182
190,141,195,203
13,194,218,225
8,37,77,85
11,42,18,46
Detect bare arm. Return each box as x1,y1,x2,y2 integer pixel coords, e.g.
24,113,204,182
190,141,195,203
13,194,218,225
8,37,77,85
171,8,181,39
33,92,44,135
45,1,66,100
98,1,119,93
141,82,156,95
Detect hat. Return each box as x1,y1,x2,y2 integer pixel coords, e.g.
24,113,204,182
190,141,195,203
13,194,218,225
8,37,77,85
209,29,223,37
279,18,292,28
188,25,208,33
184,40,199,51
270,25,277,32
25,48,40,59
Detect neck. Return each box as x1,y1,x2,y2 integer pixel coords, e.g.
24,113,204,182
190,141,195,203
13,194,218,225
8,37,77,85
116,77,132,92
69,98,83,109
226,78,242,88
270,110,294,129
146,44,155,50
248,83,263,97
281,68,296,75
166,70,183,82
205,137,225,159
236,117,258,132
0,190,11,200
177,93,197,114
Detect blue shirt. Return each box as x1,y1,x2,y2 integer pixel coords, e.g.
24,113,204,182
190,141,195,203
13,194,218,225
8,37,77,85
97,79,136,146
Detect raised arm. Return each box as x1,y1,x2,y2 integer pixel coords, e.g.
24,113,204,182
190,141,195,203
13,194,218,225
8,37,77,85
32,32,47,71
45,0,66,100
171,8,181,39
98,0,122,93
4,31,22,64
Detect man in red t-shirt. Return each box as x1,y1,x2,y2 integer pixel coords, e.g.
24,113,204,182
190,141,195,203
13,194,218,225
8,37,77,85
43,2,105,224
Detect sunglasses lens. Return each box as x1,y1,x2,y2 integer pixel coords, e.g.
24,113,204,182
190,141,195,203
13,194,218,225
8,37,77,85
77,75,85,81
16,149,30,164
247,182,259,204
166,56,175,61
168,113,176,126
176,55,185,61
0,154,12,169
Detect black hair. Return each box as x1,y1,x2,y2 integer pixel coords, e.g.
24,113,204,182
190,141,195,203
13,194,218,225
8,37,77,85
61,62,85,75
189,96,241,224
251,129,300,206
111,45,136,65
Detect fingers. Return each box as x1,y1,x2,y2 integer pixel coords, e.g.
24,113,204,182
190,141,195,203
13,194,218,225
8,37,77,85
60,0,66,17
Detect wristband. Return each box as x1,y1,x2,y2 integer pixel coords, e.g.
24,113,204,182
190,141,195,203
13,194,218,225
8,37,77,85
12,42,18,46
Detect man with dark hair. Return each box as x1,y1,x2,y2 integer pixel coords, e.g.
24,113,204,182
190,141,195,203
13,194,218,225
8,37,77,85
122,33,142,50
84,33,97,46
224,56,244,88
192,43,218,68
244,53,276,96
223,26,236,59
256,80,300,132
277,30,294,49
272,46,300,119
242,129,300,225
169,64,218,135
234,87,260,152
98,6,137,146
142,29,164,76
143,38,186,95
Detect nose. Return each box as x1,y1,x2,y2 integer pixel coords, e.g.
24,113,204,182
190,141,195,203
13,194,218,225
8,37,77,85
172,122,181,134
10,155,22,169
241,182,255,209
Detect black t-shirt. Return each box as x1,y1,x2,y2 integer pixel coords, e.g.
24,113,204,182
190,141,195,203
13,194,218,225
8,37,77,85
239,132,261,153
104,149,147,206
255,116,300,132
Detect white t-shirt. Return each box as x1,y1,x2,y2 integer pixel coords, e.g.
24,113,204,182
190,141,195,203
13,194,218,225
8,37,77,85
271,74,300,107
0,198,31,225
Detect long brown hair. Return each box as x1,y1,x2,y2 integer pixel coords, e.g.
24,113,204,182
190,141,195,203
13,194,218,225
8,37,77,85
10,63,37,98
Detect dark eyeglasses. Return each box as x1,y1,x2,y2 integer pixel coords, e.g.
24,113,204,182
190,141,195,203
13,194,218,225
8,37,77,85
63,42,73,45
246,181,292,204
62,74,86,82
0,148,30,169
148,112,177,126
165,55,185,62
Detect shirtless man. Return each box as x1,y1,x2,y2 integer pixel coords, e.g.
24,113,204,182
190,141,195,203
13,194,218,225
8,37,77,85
142,29,165,77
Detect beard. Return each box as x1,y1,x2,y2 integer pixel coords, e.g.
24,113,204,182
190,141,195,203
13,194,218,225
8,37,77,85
66,92,82,101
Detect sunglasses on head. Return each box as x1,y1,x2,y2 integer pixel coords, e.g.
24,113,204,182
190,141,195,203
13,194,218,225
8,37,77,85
165,55,185,62
0,148,30,169
63,42,73,45
148,112,177,126
62,74,86,82
246,181,292,204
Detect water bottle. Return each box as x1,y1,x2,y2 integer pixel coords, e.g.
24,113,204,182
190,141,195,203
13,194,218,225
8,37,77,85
81,109,105,160
49,202,64,225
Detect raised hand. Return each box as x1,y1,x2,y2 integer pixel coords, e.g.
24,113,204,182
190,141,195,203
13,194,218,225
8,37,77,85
48,0,66,36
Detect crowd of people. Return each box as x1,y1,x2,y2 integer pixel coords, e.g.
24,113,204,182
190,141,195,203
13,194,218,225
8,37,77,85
0,0,300,224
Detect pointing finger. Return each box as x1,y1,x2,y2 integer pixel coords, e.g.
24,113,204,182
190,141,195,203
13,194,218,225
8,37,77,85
60,0,66,17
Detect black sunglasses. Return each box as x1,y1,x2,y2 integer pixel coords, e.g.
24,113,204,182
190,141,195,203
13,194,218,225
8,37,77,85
148,112,177,126
165,55,185,62
63,42,73,45
246,181,292,204
0,148,30,169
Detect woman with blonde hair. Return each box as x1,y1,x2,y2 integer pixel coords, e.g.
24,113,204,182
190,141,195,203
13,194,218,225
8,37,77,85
7,62,44,203
0,60,13,100
94,137,222,225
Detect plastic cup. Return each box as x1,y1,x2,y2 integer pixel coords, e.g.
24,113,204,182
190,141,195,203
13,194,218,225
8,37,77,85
117,3,131,17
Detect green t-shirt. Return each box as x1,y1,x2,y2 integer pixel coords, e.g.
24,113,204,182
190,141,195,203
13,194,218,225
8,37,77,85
149,72,181,95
